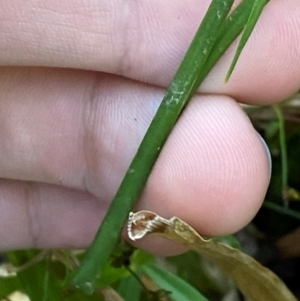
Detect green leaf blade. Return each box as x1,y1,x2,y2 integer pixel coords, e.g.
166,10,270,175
118,275,141,301
225,0,269,81
7,250,61,301
200,0,255,81
143,263,210,301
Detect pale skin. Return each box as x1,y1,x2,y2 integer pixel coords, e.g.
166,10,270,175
0,0,299,254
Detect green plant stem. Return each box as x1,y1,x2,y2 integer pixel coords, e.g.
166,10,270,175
125,266,148,293
71,0,268,294
71,0,235,294
264,201,300,220
273,104,289,206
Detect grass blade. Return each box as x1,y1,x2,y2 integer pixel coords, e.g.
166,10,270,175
202,0,255,80
273,104,289,206
7,250,61,301
263,201,300,220
143,263,210,301
118,274,141,301
225,0,269,81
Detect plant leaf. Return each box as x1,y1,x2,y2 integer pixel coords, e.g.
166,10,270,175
118,274,141,301
143,263,210,301
7,250,62,301
0,275,22,299
225,0,269,81
7,250,103,301
128,210,297,301
196,0,256,85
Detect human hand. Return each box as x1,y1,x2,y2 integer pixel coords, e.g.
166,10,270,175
0,0,299,254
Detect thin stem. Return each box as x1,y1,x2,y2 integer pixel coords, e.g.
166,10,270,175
42,256,50,301
71,0,235,293
273,104,289,207
12,250,48,273
71,0,268,294
264,201,300,220
126,266,148,293
225,0,269,81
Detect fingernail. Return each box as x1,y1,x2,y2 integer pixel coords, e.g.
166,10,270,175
257,132,272,179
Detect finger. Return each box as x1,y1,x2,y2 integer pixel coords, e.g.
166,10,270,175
0,68,270,252
1,0,300,103
0,179,185,254
0,67,159,200
0,180,107,250
134,94,270,253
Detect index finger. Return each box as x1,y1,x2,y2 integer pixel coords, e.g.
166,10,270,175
1,0,300,103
